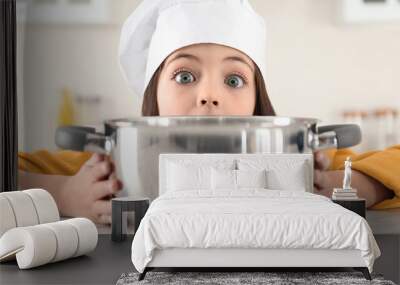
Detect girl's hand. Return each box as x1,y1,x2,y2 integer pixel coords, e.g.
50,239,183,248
313,151,334,197
313,151,394,208
58,153,123,224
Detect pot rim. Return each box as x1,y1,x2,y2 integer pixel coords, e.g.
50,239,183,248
104,116,320,128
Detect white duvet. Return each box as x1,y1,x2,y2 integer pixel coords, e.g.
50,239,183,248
131,189,380,273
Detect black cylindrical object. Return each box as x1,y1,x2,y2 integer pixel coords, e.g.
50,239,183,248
0,0,18,192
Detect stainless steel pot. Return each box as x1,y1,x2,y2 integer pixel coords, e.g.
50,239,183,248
55,116,361,200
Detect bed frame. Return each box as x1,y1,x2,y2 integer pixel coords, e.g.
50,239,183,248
140,248,371,280
138,154,372,281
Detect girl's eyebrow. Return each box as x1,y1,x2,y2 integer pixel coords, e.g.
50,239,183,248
166,53,200,67
223,56,254,72
166,52,254,72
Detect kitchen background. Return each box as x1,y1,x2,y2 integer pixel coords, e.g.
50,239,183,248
17,0,400,153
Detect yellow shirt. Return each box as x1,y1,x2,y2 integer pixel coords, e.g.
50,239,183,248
324,144,400,210
18,145,400,210
18,150,92,176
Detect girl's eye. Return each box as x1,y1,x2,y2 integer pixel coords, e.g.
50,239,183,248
174,71,195,84
225,75,244,88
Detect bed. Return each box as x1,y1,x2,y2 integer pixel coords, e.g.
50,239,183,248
130,153,380,281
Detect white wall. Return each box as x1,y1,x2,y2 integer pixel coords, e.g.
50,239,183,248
23,24,139,152
251,0,400,120
21,0,400,151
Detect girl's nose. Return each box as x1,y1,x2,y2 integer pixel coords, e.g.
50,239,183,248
200,99,219,107
197,77,221,108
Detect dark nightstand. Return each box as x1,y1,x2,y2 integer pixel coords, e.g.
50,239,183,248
111,197,150,242
332,198,366,218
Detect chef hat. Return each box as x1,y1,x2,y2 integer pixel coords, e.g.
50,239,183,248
119,0,267,98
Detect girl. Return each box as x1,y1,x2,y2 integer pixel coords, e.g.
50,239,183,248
19,0,399,224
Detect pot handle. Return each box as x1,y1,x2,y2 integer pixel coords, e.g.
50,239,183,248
311,124,362,151
55,126,111,154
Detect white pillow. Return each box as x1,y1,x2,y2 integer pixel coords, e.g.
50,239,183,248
167,162,211,191
211,168,268,190
266,163,307,191
237,157,309,192
211,168,237,190
236,169,267,189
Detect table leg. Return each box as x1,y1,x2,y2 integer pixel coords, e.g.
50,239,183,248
112,201,123,242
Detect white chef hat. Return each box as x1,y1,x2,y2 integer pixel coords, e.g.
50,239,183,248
119,0,267,98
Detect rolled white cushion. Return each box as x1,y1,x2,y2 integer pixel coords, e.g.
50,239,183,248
24,189,60,224
0,191,39,227
65,218,98,257
0,218,98,269
0,196,17,237
0,226,57,269
236,169,267,189
42,221,79,262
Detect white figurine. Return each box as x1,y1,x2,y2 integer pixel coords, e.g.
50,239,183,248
343,156,352,190
332,157,358,200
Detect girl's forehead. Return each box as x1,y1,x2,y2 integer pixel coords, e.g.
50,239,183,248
165,43,254,66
